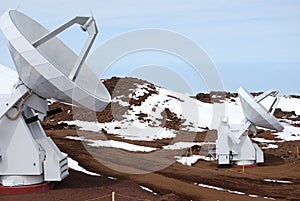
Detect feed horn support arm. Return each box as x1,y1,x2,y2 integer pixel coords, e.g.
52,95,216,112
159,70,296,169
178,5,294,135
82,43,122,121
32,16,98,81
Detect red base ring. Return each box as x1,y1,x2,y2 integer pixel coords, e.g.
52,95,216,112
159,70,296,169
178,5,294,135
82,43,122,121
0,182,53,194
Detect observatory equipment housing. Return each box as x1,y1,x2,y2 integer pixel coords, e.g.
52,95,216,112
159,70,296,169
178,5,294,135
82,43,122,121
0,10,110,187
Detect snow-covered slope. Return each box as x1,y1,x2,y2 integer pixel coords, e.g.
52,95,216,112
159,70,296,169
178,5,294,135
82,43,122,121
63,88,244,141
278,97,300,115
57,77,300,145
0,65,299,147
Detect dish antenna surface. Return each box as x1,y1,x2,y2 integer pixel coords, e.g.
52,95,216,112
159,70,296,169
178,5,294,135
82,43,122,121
239,88,283,131
216,87,283,166
0,10,110,188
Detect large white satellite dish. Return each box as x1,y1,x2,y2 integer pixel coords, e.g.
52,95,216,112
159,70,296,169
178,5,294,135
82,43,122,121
216,87,283,166
0,10,110,189
0,10,110,114
238,88,284,131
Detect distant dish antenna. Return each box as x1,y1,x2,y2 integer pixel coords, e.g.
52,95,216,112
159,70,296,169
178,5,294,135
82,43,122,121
0,10,110,188
216,87,283,166
239,88,283,131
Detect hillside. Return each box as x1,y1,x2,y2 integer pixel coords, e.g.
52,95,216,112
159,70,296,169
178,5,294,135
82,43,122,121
0,67,299,200
41,76,300,200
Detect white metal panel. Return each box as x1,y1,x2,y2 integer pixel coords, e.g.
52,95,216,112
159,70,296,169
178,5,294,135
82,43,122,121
0,110,43,175
0,83,29,120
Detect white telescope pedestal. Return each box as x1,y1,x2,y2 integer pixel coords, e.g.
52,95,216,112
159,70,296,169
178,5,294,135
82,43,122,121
216,118,263,166
0,83,68,186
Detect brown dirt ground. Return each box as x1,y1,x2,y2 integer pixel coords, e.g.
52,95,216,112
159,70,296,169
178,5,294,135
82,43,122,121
44,129,300,201
4,127,299,200
0,169,163,201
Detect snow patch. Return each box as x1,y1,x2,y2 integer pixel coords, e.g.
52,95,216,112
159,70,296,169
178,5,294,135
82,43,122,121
62,120,176,141
67,157,101,176
197,183,224,191
112,96,130,107
66,136,157,152
262,144,278,149
163,141,215,150
228,190,245,195
129,83,151,100
264,179,293,184
140,185,158,195
176,155,213,166
107,176,118,180
278,97,300,115
264,196,276,200
252,138,282,143
196,182,278,199
274,122,300,141
196,183,245,195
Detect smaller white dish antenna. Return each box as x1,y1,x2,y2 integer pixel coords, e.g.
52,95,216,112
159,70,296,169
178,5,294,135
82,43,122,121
238,87,284,131
216,87,284,166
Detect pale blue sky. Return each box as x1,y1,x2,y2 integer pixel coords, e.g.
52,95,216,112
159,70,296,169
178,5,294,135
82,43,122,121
0,1,299,94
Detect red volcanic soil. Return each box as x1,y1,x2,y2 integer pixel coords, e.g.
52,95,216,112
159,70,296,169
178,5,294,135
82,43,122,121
45,129,299,201
2,128,294,200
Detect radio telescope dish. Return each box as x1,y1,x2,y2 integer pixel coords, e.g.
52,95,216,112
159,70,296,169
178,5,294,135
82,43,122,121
0,10,111,188
238,87,284,131
0,10,110,112
216,87,284,166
